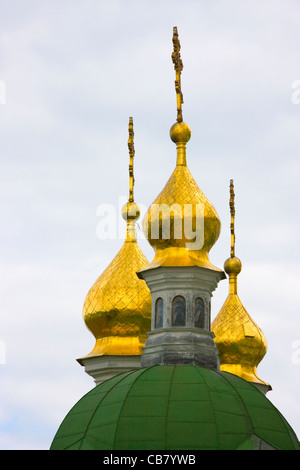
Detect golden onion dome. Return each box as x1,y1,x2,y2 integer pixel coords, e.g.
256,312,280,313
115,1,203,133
82,118,151,357
212,180,270,389
142,123,222,271
141,28,223,273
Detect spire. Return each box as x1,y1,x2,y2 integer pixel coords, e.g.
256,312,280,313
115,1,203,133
212,180,270,393
225,179,242,295
170,26,191,166
138,29,225,370
141,27,223,273
122,117,140,242
78,117,151,376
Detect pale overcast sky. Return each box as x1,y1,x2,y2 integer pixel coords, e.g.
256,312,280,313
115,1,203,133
0,0,300,449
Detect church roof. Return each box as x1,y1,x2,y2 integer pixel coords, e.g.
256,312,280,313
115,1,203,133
50,365,299,450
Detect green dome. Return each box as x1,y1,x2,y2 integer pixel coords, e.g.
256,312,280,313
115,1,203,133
51,365,299,450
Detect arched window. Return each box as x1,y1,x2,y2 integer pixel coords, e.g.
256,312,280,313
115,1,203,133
155,298,163,328
194,297,205,328
172,296,186,326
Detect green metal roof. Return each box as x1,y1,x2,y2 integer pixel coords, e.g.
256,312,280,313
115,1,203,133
50,365,299,450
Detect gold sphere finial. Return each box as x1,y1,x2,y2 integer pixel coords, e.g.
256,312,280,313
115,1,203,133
224,256,242,275
121,201,140,222
170,121,191,144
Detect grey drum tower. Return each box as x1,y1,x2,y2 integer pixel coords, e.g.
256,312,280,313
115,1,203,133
137,265,224,369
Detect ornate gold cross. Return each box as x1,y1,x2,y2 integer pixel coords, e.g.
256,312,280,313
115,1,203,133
229,179,235,258
172,26,184,123
128,117,135,203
